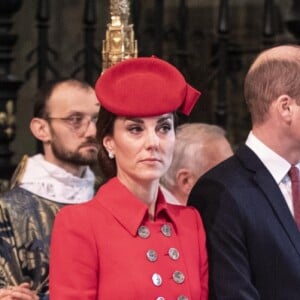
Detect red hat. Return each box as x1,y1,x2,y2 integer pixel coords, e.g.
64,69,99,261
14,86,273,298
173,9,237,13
95,57,201,117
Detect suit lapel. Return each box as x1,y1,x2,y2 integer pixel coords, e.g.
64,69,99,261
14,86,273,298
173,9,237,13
236,145,300,256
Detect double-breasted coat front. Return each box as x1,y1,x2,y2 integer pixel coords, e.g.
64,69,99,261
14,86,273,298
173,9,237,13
50,177,208,300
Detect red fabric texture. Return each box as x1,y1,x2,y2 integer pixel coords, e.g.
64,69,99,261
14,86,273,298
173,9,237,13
95,57,201,117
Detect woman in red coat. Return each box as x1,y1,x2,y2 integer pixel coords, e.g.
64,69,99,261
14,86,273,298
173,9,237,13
49,57,208,300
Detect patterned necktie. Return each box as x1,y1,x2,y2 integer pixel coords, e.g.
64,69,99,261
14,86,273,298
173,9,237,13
288,165,300,230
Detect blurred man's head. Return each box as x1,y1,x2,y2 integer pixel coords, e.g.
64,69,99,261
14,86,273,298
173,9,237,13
30,79,100,176
161,123,233,205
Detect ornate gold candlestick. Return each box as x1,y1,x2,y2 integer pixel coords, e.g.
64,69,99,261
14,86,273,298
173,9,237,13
102,0,138,72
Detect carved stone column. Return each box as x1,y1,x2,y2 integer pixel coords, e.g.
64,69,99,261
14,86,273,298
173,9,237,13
0,0,23,191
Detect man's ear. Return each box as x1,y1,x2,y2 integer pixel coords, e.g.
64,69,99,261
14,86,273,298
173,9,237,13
30,118,51,142
176,168,196,197
276,95,293,122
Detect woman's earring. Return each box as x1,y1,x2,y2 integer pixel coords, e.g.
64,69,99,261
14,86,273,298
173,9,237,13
108,151,115,159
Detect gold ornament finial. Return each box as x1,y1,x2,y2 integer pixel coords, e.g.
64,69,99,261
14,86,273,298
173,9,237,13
110,0,130,18
102,0,138,72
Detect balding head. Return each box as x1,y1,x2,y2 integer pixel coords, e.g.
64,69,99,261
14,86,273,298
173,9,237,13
244,45,300,124
249,45,300,72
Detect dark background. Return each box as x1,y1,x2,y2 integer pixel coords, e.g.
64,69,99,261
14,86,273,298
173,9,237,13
1,0,298,168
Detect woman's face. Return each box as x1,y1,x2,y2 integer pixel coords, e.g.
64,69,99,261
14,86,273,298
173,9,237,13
103,113,175,184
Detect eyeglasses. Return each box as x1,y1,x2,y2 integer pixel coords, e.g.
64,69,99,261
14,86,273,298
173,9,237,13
46,114,98,136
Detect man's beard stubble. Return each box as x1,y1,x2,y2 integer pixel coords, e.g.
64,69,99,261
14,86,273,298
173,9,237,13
51,137,98,166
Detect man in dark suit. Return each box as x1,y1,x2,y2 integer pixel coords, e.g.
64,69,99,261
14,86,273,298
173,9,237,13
188,44,300,299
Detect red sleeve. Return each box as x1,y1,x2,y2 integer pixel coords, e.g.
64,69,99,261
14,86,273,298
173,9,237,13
49,206,99,300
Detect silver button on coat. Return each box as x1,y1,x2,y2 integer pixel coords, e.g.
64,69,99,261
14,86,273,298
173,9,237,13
168,247,180,260
146,249,158,262
161,224,172,237
152,273,163,286
173,270,185,284
137,225,150,238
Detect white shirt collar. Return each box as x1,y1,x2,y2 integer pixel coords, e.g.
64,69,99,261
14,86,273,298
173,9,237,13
160,185,182,206
19,154,95,204
245,131,291,184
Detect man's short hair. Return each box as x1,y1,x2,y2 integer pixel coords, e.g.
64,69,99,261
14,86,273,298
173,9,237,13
244,45,300,124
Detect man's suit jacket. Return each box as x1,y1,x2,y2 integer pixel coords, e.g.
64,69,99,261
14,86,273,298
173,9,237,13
188,144,300,300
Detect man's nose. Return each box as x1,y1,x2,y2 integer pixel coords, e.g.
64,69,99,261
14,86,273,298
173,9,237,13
84,118,97,137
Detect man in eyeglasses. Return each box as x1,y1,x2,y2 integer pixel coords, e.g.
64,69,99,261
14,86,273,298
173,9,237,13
0,78,100,299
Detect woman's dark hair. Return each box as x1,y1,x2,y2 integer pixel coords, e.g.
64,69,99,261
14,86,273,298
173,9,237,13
96,106,117,180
